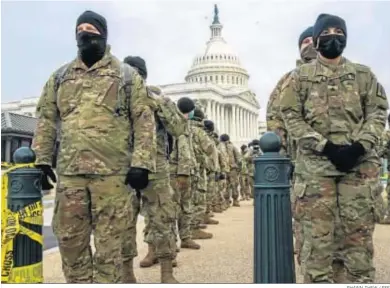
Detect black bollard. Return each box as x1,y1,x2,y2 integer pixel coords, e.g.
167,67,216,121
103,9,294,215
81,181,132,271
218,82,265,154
3,147,43,283
253,132,295,283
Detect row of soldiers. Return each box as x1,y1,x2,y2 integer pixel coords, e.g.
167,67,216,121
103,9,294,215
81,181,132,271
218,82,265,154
266,13,389,283
122,79,263,268
31,10,262,284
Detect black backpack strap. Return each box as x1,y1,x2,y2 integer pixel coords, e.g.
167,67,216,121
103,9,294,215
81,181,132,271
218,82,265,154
53,63,70,106
117,62,136,116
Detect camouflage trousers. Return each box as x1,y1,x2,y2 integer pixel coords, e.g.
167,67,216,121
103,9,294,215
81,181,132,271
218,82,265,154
52,175,132,283
249,176,254,198
220,177,229,202
190,176,207,229
127,177,177,260
206,173,216,214
294,163,378,283
228,169,239,200
170,175,193,241
239,174,250,199
217,178,227,205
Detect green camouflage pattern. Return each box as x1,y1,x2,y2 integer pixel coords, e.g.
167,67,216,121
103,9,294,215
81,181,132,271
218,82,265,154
294,162,378,283
32,47,157,175
282,57,387,283
225,142,242,201
279,57,388,177
147,86,170,180
170,134,192,176
266,60,304,160
52,175,132,283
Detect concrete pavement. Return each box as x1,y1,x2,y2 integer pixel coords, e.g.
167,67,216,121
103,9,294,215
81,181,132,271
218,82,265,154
42,200,390,284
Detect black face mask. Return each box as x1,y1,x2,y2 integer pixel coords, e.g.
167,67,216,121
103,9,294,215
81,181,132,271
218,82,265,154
317,34,346,59
300,44,317,63
76,31,106,67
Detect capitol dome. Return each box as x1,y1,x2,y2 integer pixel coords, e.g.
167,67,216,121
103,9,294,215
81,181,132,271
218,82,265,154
185,5,249,88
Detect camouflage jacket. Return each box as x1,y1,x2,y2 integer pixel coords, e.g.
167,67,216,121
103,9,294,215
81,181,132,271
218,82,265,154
266,59,304,162
147,85,169,179
378,130,390,171
217,141,230,174
240,149,249,175
190,120,214,191
280,56,388,177
247,149,262,177
169,134,191,177
225,141,242,170
206,130,220,173
32,46,157,176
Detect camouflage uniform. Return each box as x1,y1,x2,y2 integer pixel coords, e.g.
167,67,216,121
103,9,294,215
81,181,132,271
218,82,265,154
134,85,177,269
32,47,149,283
225,141,242,207
212,133,228,212
169,133,193,241
189,120,214,236
280,57,388,283
377,129,390,223
205,130,220,221
240,149,250,200
217,140,230,210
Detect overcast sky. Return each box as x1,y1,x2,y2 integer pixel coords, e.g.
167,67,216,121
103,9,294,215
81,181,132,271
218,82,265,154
1,0,389,120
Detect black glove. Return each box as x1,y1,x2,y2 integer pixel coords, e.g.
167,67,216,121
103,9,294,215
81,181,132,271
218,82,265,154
335,142,366,172
322,141,348,167
214,173,220,181
219,173,226,180
35,165,57,190
125,167,149,190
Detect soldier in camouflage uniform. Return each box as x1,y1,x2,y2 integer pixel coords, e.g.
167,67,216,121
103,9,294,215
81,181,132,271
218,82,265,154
170,97,202,250
266,26,316,157
280,14,388,283
122,56,180,283
211,132,228,212
32,12,152,283
220,135,242,207
377,114,390,224
267,26,318,258
203,120,220,223
189,107,215,239
248,140,262,206
240,145,250,201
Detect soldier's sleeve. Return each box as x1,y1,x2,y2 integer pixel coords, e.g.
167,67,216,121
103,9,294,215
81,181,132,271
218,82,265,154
279,71,328,153
31,73,58,166
130,73,157,172
233,145,242,164
199,129,214,156
266,72,291,155
177,134,191,176
355,78,388,151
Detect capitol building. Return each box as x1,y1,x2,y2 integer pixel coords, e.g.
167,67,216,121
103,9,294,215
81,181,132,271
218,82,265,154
1,5,262,148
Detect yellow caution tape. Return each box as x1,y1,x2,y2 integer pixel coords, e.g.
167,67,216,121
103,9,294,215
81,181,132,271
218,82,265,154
1,163,43,284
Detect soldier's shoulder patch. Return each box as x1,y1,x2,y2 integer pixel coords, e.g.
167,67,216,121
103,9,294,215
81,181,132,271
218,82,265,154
376,82,386,99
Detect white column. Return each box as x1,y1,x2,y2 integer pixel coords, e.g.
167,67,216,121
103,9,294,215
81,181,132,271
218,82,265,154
213,101,217,123
218,104,222,132
220,105,225,133
231,105,236,140
216,102,220,132
206,100,211,119
246,110,250,139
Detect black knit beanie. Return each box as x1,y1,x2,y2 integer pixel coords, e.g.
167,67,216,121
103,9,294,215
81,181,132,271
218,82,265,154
220,134,230,142
123,56,147,80
313,13,347,46
204,120,214,132
76,10,107,39
298,26,313,48
177,97,195,114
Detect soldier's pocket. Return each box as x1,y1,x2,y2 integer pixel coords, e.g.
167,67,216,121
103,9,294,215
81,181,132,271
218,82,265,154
158,192,176,222
370,183,386,223
292,182,307,221
94,76,121,113
57,76,80,118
